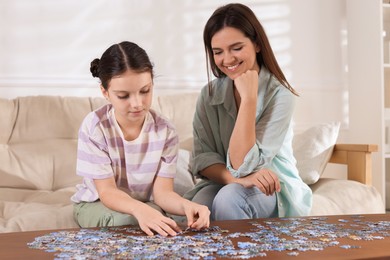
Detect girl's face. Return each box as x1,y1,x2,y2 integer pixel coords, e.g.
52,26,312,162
101,70,153,126
211,26,260,80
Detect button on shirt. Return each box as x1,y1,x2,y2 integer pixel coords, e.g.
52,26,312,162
187,67,312,217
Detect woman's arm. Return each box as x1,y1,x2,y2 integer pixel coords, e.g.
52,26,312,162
199,163,235,184
228,70,258,169
199,163,280,196
227,75,297,177
153,176,210,230
191,87,228,179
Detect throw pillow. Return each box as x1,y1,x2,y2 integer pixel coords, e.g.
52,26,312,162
293,122,341,185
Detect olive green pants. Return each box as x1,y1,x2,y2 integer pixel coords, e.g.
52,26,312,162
73,201,164,228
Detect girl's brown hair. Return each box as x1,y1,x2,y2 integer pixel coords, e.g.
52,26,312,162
90,41,154,90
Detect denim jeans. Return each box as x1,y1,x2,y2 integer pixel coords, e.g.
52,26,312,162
192,183,278,221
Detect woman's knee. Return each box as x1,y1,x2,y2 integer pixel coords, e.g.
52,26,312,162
213,183,246,207
212,183,277,220
212,183,249,220
192,184,223,211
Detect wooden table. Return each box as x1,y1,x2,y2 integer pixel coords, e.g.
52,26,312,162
1,213,389,259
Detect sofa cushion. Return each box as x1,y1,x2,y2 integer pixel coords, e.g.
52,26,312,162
0,187,78,232
0,96,107,191
0,202,77,233
174,149,196,196
310,178,384,215
0,99,17,144
293,122,340,185
154,93,199,150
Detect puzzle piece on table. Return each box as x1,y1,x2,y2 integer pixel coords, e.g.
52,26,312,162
27,215,390,259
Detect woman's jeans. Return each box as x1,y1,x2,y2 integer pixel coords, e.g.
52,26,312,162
192,183,278,221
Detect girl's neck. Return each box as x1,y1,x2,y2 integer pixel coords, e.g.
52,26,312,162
115,113,145,141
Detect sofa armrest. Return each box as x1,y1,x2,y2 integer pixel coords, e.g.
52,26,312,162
328,144,378,186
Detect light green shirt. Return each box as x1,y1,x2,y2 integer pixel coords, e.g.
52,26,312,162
186,67,312,217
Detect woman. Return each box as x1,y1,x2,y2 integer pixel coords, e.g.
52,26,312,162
71,41,210,236
185,3,312,220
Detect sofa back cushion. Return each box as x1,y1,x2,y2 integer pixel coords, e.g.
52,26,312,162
0,93,198,191
153,92,199,151
0,96,107,191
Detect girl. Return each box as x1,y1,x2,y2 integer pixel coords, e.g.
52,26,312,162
72,41,210,236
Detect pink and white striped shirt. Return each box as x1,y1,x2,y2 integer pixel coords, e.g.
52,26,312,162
71,104,178,203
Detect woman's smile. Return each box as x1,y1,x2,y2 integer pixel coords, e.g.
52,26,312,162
225,62,242,72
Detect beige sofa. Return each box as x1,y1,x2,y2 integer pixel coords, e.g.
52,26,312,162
0,93,385,233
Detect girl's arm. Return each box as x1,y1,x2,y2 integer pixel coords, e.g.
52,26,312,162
94,177,181,236
153,176,210,230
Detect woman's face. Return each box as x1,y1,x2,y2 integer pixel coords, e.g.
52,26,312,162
211,26,260,80
101,70,153,126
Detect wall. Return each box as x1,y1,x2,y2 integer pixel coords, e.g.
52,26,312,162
0,0,347,133
346,0,385,206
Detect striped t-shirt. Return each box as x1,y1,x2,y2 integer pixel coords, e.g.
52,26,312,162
71,104,179,203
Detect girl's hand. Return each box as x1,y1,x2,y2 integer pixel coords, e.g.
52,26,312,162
183,202,210,230
234,70,259,101
134,204,182,237
236,169,281,196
